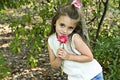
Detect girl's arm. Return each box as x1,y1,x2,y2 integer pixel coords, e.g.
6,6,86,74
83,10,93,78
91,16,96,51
68,34,93,62
48,44,62,70
58,34,93,62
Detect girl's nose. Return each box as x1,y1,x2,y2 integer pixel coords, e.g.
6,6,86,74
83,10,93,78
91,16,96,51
63,29,67,34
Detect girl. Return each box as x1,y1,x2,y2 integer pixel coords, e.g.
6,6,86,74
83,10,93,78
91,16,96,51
48,0,104,80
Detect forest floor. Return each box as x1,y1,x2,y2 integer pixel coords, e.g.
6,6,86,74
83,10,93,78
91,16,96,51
0,19,67,80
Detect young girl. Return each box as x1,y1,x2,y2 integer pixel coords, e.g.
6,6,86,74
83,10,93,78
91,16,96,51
48,0,104,80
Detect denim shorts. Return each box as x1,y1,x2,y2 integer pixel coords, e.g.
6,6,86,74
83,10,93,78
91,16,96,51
91,72,104,80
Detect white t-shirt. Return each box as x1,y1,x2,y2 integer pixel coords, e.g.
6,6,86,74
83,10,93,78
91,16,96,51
48,33,102,80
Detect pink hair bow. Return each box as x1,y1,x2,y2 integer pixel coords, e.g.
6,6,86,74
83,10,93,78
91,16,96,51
71,0,82,9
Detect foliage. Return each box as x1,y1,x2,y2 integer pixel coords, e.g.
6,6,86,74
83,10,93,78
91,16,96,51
0,0,31,9
0,0,120,79
0,53,10,79
87,0,120,79
8,0,68,68
93,28,120,79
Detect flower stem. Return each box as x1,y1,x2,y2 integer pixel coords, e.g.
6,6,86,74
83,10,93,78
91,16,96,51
61,61,64,75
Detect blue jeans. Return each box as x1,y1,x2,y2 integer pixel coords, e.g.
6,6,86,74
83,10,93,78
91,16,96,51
91,72,104,80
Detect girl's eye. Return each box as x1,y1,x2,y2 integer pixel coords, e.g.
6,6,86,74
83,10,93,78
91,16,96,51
69,27,74,30
60,23,65,27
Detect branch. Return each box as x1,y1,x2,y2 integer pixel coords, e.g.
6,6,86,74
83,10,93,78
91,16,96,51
87,16,97,25
94,0,109,45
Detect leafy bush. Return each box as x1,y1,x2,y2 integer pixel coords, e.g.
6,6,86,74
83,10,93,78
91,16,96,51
93,30,120,80
8,0,68,68
8,0,53,68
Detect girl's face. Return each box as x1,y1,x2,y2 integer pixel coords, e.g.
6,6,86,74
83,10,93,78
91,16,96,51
55,15,77,36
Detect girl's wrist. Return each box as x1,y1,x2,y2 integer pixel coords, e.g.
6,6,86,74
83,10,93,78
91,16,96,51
66,53,77,61
66,53,71,60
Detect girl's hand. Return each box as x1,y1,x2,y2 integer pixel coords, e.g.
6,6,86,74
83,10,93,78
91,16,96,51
57,48,70,60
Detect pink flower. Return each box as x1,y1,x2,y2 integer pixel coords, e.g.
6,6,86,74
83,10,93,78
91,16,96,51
57,35,68,44
57,35,68,75
72,0,82,9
